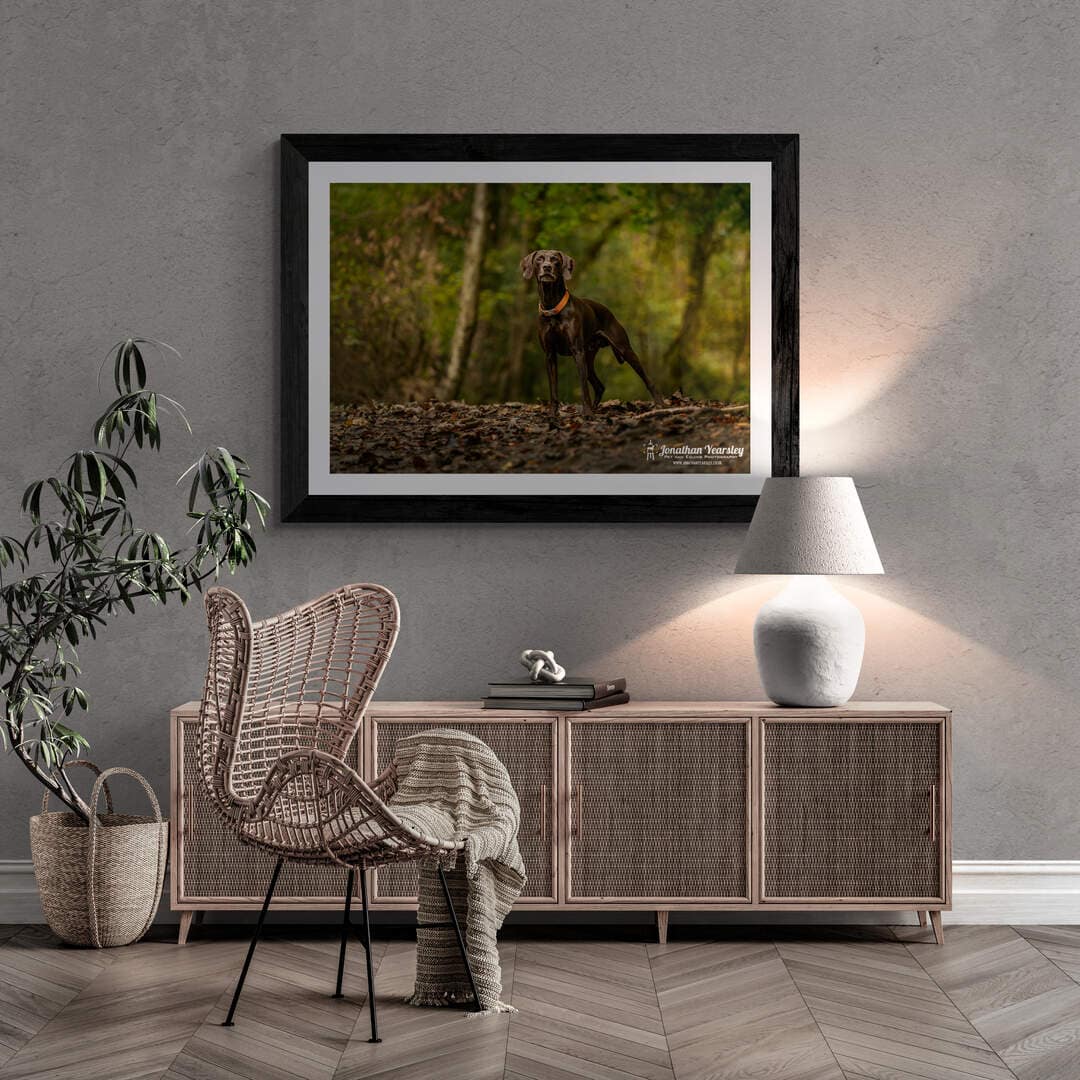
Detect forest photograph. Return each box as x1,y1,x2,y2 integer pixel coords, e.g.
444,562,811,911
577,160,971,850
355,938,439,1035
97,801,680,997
328,180,752,475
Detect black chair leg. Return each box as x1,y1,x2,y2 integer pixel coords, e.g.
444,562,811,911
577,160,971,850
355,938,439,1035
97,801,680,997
334,869,355,999
359,867,380,1043
223,856,283,1027
437,864,481,1009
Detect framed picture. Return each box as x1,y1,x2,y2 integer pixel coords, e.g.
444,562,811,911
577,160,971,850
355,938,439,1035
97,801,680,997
281,134,798,522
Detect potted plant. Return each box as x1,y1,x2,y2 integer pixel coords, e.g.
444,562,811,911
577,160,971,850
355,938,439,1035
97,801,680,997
1,339,268,945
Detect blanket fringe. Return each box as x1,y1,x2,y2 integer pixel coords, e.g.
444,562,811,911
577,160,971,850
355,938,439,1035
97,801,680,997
466,1003,517,1017
402,990,474,1007
402,991,517,1015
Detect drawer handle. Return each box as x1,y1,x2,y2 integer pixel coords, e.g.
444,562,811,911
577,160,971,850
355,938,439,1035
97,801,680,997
539,783,548,842
929,784,938,843
574,785,583,838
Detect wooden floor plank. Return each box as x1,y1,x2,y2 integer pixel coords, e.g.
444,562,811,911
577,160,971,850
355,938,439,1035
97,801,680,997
0,926,113,1069
335,939,509,1080
511,941,674,1080
509,1020,674,1080
778,938,1017,1080
901,924,1080,1080
7,926,1080,1080
175,934,381,1080
0,935,245,1080
652,939,843,1080
1014,926,1080,984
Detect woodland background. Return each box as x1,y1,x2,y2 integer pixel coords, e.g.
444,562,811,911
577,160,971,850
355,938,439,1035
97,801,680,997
329,181,752,407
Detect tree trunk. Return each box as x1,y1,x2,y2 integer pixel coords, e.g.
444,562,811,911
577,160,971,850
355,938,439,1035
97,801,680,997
584,209,630,264
729,234,751,400
503,307,533,401
17,746,93,822
663,221,714,392
501,185,547,401
439,183,490,401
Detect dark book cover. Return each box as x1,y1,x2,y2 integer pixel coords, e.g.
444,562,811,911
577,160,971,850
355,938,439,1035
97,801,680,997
481,692,630,712
486,677,627,700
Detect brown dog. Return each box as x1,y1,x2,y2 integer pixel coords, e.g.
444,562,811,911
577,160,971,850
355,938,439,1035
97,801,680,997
520,249,664,416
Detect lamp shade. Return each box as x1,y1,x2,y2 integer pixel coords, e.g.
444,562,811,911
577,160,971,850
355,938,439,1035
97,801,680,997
734,477,883,575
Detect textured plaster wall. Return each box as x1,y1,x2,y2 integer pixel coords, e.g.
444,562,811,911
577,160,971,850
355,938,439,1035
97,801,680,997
2,1,1079,861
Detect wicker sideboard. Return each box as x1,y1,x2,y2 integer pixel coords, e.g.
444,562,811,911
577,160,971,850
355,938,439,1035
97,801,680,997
170,700,951,944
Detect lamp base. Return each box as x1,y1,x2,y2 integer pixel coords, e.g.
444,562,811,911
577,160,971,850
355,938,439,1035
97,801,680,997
753,577,865,707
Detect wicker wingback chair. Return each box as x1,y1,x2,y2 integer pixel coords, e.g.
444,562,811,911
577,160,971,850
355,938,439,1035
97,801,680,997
197,585,478,1041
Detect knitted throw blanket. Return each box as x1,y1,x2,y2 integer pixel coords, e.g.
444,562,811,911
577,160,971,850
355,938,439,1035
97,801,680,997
389,728,525,1014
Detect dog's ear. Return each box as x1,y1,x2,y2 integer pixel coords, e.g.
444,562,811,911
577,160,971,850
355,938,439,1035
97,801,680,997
520,251,537,280
559,252,575,280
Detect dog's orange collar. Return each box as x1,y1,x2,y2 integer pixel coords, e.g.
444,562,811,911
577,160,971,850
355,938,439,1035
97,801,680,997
539,291,570,317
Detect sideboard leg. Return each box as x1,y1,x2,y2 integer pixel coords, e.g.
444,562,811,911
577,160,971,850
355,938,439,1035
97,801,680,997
917,910,927,927
178,911,195,946
929,910,944,946
656,910,669,945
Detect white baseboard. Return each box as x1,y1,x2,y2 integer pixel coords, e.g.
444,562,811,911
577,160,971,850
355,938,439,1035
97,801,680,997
0,861,181,926
0,861,42,924
947,861,1080,925
2,860,1078,926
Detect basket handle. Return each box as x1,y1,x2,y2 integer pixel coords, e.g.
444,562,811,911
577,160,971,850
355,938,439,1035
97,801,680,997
40,760,115,816
86,767,164,948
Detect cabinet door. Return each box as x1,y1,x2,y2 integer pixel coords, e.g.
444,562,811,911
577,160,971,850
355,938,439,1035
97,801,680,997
761,719,945,902
567,718,750,902
370,716,557,903
175,716,363,904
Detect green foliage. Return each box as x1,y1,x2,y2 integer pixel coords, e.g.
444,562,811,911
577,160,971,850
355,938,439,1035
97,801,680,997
329,181,751,406
1,339,268,819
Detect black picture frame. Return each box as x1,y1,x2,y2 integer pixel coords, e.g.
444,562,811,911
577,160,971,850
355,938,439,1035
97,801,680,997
281,133,798,522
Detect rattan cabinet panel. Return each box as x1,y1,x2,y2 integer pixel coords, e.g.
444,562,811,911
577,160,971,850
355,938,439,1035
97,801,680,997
567,719,750,902
370,717,557,903
171,701,951,943
175,716,357,902
762,720,944,901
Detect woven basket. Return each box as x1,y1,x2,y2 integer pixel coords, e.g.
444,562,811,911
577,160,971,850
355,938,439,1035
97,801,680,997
29,762,167,948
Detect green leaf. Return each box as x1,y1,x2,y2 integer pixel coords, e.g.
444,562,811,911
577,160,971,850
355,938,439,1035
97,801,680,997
104,453,136,487
28,693,51,721
251,491,270,527
113,340,125,394
52,722,90,752
0,535,28,569
132,342,146,389
218,447,239,484
22,480,44,521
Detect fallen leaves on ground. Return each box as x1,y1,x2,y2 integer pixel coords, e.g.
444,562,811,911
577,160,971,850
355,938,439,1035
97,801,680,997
329,397,751,474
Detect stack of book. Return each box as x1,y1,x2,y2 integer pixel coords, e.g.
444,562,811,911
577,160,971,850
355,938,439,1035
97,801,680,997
482,676,629,711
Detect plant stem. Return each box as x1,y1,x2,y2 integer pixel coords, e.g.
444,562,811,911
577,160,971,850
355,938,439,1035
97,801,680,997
16,745,92,821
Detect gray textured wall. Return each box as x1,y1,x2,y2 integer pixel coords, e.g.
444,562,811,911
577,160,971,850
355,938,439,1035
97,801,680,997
2,2,1078,862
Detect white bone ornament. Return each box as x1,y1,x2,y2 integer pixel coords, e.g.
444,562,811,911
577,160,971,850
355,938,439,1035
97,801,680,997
519,649,566,684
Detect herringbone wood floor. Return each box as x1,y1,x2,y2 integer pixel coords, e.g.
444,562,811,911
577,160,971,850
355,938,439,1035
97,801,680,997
3,923,1080,1080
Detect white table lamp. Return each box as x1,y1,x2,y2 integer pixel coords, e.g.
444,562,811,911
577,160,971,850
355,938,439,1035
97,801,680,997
734,477,883,707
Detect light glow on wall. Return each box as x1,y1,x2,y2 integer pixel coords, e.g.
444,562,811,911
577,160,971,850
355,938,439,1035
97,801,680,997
576,574,1063,704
